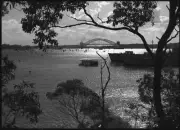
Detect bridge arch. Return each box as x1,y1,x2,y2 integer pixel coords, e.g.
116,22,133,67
82,38,118,46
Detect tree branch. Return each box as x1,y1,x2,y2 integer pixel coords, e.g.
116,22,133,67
51,7,153,59
167,28,179,43
96,52,110,92
157,1,179,52
97,13,107,24
58,97,78,121
135,31,154,59
83,7,98,25
156,36,160,41
166,5,170,11
66,14,92,23
51,23,95,28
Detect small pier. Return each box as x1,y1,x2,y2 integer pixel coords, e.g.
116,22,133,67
79,58,98,67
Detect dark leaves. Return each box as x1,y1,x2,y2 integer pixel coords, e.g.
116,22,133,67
21,1,88,49
3,81,42,124
137,69,180,128
1,56,16,88
107,1,157,28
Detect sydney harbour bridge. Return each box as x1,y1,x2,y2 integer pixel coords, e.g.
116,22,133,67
80,38,121,49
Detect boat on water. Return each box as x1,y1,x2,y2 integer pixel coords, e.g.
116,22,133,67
108,51,134,62
109,50,179,67
79,58,98,67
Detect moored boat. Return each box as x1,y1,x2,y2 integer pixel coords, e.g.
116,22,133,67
108,51,134,62
79,58,98,67
109,50,179,67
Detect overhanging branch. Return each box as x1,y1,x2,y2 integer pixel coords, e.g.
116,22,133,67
66,14,92,23
136,31,154,59
51,6,153,59
156,36,160,41
157,1,179,52
97,13,107,24
167,27,179,43
166,5,170,11
83,7,98,25
51,22,94,28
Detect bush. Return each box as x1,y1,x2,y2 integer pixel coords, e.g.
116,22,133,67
46,79,131,128
1,56,42,128
137,69,180,128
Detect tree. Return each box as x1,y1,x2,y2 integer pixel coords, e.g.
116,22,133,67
137,69,180,128
1,0,27,17
46,79,107,128
80,41,84,49
46,52,111,128
117,41,120,46
3,0,179,127
96,52,111,128
1,56,42,128
46,79,131,128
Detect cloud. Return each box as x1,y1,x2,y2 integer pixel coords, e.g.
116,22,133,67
88,1,111,17
68,2,110,21
160,16,169,23
153,7,161,23
155,6,161,11
2,19,34,45
89,9,99,17
96,1,110,8
2,19,21,32
107,11,113,17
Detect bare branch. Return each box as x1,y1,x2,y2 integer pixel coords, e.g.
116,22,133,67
156,36,160,41
96,51,110,128
97,13,107,24
58,97,78,122
51,23,95,28
167,28,179,43
166,5,170,11
96,52,110,92
83,7,98,25
136,31,154,59
66,14,92,23
82,7,154,59
50,7,153,60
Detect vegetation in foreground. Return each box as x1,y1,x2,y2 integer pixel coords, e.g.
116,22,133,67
1,56,42,128
2,0,179,128
46,79,131,128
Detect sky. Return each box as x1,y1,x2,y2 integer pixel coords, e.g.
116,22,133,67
2,1,179,46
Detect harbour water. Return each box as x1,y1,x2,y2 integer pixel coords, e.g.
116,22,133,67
2,48,177,128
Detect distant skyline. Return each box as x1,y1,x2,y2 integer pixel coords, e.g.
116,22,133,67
2,1,179,46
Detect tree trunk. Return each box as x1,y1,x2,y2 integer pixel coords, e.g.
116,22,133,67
153,52,165,127
101,92,105,128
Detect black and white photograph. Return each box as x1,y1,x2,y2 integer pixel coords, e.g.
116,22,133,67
2,0,179,129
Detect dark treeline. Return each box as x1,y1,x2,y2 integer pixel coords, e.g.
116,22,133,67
1,44,37,50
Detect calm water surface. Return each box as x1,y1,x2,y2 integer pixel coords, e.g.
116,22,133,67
3,48,172,128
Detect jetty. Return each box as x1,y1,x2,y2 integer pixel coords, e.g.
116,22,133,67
79,58,98,67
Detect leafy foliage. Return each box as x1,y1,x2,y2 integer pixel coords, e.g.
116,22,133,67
1,56,42,128
1,55,16,89
137,69,180,128
21,1,88,49
107,1,157,28
46,79,130,128
2,81,42,125
1,0,27,17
